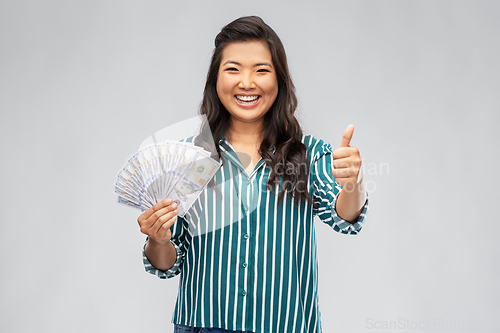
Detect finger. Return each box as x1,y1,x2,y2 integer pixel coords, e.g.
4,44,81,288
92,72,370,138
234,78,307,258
139,200,176,232
332,167,353,179
153,208,179,235
332,147,354,159
332,154,361,169
332,159,352,169
156,211,179,239
152,198,174,213
339,125,354,148
146,201,178,229
138,198,174,223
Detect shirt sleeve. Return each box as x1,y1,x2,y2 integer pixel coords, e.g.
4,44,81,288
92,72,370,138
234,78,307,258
142,216,188,279
310,141,369,235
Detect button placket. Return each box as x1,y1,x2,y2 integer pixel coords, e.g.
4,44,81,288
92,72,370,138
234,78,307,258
239,175,251,300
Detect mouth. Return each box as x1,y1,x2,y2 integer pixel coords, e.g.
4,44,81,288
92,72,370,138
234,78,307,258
235,95,260,107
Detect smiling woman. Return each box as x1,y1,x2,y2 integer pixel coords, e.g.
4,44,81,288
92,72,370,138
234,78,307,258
217,41,278,123
216,41,279,174
200,17,316,205
137,16,369,333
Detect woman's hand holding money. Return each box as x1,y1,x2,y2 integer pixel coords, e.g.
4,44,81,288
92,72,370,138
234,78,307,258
138,198,179,271
138,198,179,243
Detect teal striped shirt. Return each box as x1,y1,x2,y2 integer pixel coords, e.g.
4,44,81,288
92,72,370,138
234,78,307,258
143,134,368,333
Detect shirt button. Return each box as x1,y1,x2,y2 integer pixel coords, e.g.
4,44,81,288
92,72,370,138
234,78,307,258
243,233,249,240
242,262,247,268
244,205,249,211
242,290,247,296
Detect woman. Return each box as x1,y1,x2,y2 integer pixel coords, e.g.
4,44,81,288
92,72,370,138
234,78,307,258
138,16,368,333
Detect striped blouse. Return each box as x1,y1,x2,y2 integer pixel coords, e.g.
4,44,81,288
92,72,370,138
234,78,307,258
143,134,369,333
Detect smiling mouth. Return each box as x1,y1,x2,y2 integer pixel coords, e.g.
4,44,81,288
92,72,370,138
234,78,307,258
235,95,260,104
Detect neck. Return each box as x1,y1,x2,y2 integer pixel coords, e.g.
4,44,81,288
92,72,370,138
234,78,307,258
226,118,264,145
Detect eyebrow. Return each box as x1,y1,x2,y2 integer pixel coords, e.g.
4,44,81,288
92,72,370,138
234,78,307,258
222,60,273,68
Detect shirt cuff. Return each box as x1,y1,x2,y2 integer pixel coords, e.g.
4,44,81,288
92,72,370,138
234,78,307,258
142,237,183,279
331,193,369,235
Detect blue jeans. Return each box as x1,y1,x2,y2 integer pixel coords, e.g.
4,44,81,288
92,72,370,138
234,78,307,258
173,324,253,333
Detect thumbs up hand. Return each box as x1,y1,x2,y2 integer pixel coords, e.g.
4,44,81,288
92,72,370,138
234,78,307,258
332,125,363,187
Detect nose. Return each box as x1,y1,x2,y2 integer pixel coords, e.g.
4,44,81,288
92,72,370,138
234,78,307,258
238,72,256,90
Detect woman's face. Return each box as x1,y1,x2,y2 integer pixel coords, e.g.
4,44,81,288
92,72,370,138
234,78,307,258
216,41,279,127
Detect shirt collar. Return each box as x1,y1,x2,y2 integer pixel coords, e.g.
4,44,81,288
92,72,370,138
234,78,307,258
218,134,228,146
218,134,275,153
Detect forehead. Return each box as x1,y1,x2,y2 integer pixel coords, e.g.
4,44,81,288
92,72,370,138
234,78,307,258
220,41,273,64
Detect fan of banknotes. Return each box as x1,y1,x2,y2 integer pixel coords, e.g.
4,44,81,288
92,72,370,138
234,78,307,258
115,141,220,217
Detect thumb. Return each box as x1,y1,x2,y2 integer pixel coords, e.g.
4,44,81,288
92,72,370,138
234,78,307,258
339,124,355,147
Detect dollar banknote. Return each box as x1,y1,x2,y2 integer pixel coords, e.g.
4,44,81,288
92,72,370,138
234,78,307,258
115,141,220,215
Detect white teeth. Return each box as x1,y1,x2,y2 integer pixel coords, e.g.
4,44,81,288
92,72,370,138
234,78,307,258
236,95,259,102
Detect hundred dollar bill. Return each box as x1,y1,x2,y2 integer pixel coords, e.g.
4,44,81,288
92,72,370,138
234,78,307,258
115,176,154,209
116,159,155,208
163,142,198,194
115,141,220,214
167,153,220,217
117,196,143,210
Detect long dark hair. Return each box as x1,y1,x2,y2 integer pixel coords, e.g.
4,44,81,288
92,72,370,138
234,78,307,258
198,16,314,206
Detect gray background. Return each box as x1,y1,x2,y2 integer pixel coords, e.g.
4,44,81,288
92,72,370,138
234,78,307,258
1,0,499,332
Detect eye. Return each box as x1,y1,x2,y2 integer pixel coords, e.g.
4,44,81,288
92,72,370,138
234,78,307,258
225,67,238,72
257,68,270,73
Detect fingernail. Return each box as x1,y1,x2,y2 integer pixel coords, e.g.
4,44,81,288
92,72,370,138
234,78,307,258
172,202,177,208
174,209,178,214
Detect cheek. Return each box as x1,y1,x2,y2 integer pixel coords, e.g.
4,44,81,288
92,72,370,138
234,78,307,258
216,75,223,98
260,77,279,97
216,75,232,100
